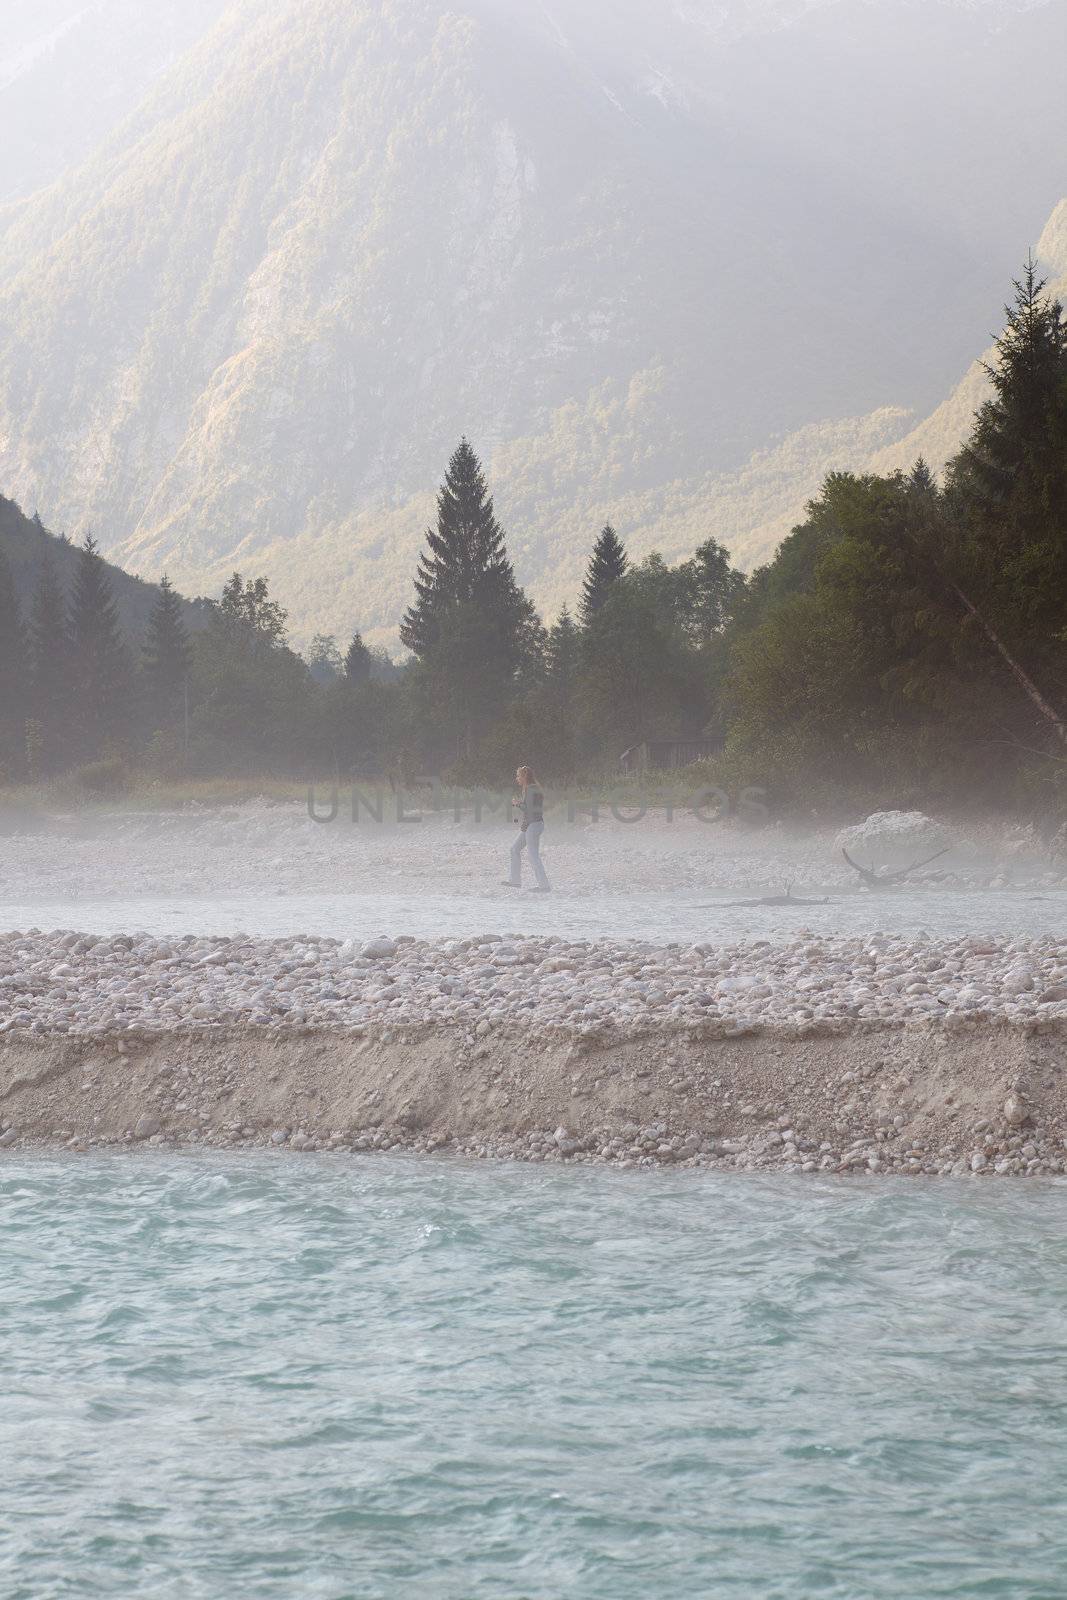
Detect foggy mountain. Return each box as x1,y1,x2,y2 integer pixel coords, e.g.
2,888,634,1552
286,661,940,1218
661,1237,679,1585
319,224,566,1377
869,198,1067,481
0,0,230,204
0,0,1065,644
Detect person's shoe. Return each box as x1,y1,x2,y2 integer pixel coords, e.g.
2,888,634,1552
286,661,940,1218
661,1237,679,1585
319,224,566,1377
526,885,552,893
501,881,520,888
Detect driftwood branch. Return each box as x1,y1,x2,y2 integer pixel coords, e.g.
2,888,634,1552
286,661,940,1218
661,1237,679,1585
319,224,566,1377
841,845,950,888
699,881,831,908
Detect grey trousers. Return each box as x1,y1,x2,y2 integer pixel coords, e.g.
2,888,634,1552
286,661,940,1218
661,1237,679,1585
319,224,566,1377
509,821,550,889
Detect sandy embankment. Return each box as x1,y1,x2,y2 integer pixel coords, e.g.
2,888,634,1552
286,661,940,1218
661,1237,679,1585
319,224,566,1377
3,927,1067,1173
3,1019,1067,1178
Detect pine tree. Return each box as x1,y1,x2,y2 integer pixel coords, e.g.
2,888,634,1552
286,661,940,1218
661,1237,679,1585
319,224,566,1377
400,439,535,754
67,535,132,758
947,258,1067,640
579,524,628,625
954,257,1067,519
344,631,373,683
546,604,580,696
0,550,28,773
400,438,526,655
908,457,937,498
28,549,71,767
142,575,192,730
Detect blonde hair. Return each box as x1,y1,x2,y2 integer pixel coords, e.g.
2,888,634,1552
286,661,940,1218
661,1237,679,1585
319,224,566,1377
516,765,540,788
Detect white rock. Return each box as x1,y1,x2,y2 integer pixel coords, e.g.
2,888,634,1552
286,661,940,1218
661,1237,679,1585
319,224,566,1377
1004,1094,1028,1128
835,811,955,873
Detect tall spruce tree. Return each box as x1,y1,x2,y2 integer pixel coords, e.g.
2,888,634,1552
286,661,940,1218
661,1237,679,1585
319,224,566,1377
0,550,28,775
28,549,71,769
579,524,628,625
400,438,535,754
344,631,373,683
67,535,132,759
142,574,192,731
546,604,580,696
953,258,1067,523
400,438,526,654
947,260,1067,632
908,457,937,499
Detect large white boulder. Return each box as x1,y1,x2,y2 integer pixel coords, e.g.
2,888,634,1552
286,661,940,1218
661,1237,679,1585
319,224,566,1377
835,811,955,873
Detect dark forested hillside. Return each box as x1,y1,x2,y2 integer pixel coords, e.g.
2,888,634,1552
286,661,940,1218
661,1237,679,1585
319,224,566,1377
0,497,209,641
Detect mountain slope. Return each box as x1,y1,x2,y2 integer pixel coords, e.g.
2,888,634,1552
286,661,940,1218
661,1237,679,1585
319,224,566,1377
0,0,1065,643
0,0,229,204
865,200,1067,483
0,494,208,641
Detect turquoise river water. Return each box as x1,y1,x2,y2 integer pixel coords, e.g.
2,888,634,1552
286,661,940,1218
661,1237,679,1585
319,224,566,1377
3,1155,1067,1598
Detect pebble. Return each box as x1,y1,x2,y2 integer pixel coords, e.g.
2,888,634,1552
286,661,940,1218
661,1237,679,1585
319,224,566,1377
2,924,1067,1181
1,928,1066,1039
1004,1093,1028,1127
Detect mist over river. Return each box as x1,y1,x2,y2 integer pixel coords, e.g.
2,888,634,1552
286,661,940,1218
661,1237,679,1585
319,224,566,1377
3,1155,1067,1599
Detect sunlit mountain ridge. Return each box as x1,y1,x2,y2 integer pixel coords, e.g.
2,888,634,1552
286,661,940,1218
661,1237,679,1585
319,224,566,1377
0,0,1064,643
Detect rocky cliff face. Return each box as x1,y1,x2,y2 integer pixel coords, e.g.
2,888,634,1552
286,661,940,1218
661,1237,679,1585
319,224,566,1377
0,0,1064,643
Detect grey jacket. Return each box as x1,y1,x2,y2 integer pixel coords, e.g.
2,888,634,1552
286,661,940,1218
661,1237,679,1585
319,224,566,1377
515,786,544,830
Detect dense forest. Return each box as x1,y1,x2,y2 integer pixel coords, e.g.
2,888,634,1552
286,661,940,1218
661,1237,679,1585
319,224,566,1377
1,264,1065,816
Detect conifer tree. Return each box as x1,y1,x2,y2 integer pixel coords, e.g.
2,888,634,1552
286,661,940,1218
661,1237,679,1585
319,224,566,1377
946,258,1067,654
546,604,580,696
28,550,71,766
0,550,28,771
400,438,535,753
953,257,1067,525
400,439,526,655
67,535,132,757
908,457,937,498
142,575,192,730
344,631,373,683
579,524,628,625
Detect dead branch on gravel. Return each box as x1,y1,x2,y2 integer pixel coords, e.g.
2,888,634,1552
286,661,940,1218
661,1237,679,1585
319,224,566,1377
841,846,950,889
701,880,832,909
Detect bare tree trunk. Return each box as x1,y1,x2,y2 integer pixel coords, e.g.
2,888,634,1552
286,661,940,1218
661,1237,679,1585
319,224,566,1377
949,582,1067,748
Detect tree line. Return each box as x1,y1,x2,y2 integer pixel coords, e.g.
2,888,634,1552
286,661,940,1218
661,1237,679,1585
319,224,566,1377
1,261,1065,813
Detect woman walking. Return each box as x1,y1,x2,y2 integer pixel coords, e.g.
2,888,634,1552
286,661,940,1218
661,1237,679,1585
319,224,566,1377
504,765,551,892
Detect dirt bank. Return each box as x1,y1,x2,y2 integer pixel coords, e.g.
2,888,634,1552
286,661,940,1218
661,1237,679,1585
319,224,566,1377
2,1020,1066,1175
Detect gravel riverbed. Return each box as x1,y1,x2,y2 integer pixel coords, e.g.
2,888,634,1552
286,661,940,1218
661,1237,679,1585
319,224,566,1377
3,928,1067,1176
